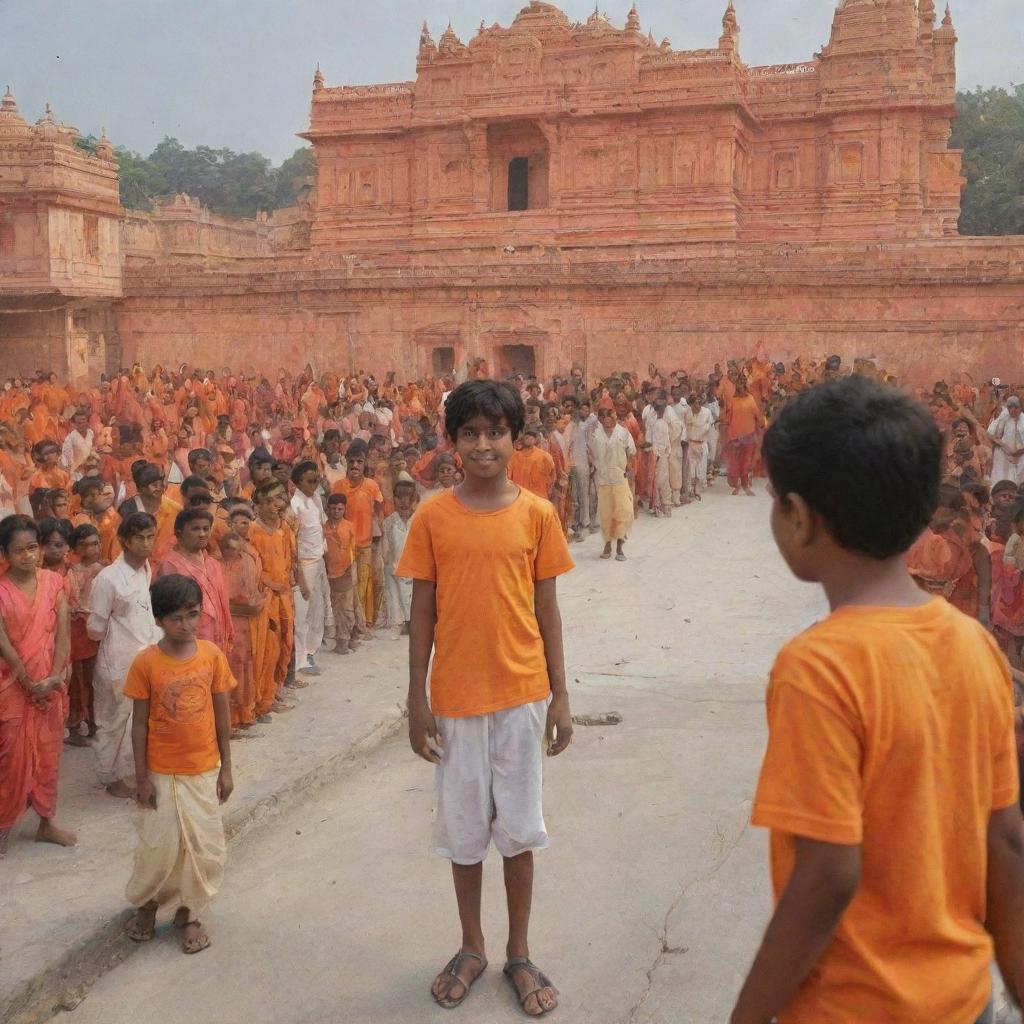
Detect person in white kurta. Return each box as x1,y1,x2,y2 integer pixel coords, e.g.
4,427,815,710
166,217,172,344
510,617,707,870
590,402,637,561
682,395,714,498
641,393,682,515
988,398,1024,486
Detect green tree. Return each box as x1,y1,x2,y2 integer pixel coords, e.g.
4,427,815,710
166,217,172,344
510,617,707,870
952,85,1024,235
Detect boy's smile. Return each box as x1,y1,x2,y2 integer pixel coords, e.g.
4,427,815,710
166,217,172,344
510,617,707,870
455,415,514,480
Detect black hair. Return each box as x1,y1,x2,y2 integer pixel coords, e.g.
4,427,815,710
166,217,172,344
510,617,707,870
762,376,942,560
132,462,163,488
31,440,59,459
76,475,104,498
444,380,525,441
253,479,285,504
117,511,157,541
187,491,214,507
346,439,369,461
272,460,292,473
322,429,341,444
70,523,100,548
180,474,208,497
248,450,274,468
37,516,72,546
327,492,347,505
291,460,319,484
151,573,203,619
228,503,256,519
561,394,578,409
174,507,214,534
187,448,213,467
0,515,38,554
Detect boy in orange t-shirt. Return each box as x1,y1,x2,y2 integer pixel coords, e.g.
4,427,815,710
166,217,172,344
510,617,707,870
730,377,1023,1024
122,573,236,956
325,493,358,653
507,427,555,501
397,380,575,1016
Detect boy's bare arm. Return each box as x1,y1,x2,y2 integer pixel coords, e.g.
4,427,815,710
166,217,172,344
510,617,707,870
730,837,861,1024
213,691,234,803
986,804,1024,1007
408,578,440,763
131,699,155,809
535,577,572,756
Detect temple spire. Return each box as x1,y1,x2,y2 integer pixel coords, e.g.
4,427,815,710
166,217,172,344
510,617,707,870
626,2,641,32
313,63,324,91
719,0,739,55
942,2,953,27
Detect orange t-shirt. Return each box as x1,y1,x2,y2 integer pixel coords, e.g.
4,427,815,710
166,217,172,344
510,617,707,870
726,393,762,440
324,518,356,579
752,598,1018,1024
330,477,383,548
396,488,574,718
123,640,236,776
508,446,556,500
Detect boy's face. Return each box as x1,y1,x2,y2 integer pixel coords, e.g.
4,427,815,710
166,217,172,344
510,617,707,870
5,529,39,573
42,446,59,467
437,463,456,487
76,535,101,564
272,465,291,486
43,532,69,566
230,513,252,540
454,415,515,480
179,518,211,553
395,490,414,514
328,500,347,522
51,494,70,518
192,456,211,476
160,603,201,644
251,462,273,484
521,432,538,449
994,489,1017,511
124,528,156,562
296,468,319,497
347,457,365,483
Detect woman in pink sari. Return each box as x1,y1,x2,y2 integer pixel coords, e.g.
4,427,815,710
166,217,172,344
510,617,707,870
0,515,75,855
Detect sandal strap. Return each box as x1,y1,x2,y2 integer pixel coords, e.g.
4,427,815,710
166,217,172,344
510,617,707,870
444,950,485,976
504,957,555,992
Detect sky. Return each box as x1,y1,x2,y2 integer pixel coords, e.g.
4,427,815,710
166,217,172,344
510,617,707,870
3,0,1019,165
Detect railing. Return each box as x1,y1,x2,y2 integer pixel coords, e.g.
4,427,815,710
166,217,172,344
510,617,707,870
748,62,818,78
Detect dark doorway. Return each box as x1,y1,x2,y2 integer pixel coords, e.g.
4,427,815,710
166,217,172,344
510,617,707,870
498,344,536,378
431,346,455,376
507,157,529,212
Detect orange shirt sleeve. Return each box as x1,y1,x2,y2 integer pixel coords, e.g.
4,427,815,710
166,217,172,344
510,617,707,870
988,638,1020,810
752,652,864,846
534,502,575,581
123,647,154,700
209,645,236,695
396,511,436,581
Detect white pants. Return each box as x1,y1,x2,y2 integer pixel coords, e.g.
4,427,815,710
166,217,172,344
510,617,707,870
293,558,330,666
653,449,672,510
433,698,549,865
125,768,226,920
94,670,134,786
385,571,412,625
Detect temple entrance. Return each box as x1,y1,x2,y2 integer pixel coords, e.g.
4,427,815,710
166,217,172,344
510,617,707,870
431,345,454,376
497,343,536,378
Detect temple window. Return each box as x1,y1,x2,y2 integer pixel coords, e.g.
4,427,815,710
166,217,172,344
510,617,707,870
508,157,530,211
84,215,100,258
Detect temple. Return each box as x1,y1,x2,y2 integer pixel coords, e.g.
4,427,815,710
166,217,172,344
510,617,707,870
1,0,1022,383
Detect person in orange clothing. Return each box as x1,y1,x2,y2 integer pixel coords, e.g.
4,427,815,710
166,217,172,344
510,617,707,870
722,374,763,496
218,530,265,736
730,376,1023,1024
0,515,76,856
154,509,234,653
248,480,297,721
72,476,122,565
122,573,235,955
28,440,71,495
119,462,182,567
507,427,556,501
330,441,384,632
397,379,574,1016
324,493,358,653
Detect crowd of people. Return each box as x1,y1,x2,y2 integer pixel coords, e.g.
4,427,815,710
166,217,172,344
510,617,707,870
1,350,1023,966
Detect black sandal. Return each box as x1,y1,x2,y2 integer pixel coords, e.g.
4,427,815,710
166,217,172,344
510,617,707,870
432,950,487,1009
503,957,559,1017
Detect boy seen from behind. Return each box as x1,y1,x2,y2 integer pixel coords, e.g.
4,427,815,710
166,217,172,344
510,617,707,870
730,376,1024,1024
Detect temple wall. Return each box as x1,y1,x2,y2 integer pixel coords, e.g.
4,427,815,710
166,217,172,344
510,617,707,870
116,239,1024,386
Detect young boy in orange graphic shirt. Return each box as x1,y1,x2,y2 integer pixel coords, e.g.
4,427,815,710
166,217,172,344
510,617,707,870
324,493,358,654
122,574,235,956
730,377,1024,1024
398,380,575,1017
507,426,555,501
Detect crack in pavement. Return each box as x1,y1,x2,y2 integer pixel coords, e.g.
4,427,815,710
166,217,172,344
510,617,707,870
623,810,752,1024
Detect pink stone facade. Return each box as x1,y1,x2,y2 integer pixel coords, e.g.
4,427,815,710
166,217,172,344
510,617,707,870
2,1,1023,385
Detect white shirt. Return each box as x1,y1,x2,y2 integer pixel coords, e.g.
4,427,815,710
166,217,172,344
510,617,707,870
87,555,161,681
290,489,327,560
61,428,94,478
567,418,592,473
683,405,713,443
590,423,637,486
381,511,411,572
641,405,682,453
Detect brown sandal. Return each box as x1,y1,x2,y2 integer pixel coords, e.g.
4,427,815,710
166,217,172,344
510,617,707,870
503,958,559,1016
432,950,487,1009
